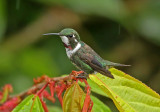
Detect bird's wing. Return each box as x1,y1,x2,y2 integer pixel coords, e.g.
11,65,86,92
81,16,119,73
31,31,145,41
78,44,114,78
84,58,114,78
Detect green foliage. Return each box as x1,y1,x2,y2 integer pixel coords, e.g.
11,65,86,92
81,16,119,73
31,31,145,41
12,95,44,112
89,68,160,112
91,95,111,112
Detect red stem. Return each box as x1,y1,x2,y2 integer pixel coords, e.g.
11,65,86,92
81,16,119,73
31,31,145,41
36,83,48,96
57,84,66,107
82,79,92,112
40,97,49,112
88,100,93,112
49,81,55,97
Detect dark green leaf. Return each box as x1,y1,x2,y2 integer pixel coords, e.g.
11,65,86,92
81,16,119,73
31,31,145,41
91,95,111,112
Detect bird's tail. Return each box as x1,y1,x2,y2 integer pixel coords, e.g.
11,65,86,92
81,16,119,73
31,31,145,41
105,60,130,67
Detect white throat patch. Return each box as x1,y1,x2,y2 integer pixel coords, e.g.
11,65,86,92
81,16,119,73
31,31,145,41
66,43,81,58
60,36,69,45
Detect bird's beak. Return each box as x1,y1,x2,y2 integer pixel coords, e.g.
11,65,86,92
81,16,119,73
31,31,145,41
43,33,60,36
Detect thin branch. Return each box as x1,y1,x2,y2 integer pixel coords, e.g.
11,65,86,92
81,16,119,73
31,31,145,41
10,75,71,100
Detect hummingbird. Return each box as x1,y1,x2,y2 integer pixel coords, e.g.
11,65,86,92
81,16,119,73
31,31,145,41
43,28,129,79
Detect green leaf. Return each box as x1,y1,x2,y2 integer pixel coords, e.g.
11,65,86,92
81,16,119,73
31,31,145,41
91,95,111,112
63,82,86,112
89,68,160,112
12,94,44,112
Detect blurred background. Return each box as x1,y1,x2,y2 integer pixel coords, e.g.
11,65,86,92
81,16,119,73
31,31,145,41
0,0,160,111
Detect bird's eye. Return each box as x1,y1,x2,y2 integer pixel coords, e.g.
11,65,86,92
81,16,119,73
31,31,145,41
67,35,73,38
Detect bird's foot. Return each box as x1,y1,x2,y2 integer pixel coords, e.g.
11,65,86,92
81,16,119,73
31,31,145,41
71,70,84,76
76,74,87,80
76,72,89,80
70,70,88,80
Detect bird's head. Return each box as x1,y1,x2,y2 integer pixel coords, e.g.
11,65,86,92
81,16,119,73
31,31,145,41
43,28,81,50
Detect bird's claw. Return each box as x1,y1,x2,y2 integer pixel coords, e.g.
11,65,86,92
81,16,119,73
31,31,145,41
70,70,88,80
76,75,87,80
75,72,88,80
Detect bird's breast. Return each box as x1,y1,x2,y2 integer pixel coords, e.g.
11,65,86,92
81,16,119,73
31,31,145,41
65,43,81,58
